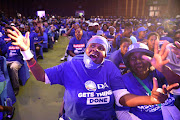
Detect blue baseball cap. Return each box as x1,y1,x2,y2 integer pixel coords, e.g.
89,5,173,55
156,26,164,31
137,27,147,33
123,43,154,68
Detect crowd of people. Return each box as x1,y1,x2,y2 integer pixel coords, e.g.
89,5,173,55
0,13,180,120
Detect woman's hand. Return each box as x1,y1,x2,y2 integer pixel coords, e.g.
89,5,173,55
170,41,180,59
142,40,169,72
150,77,179,104
7,26,30,51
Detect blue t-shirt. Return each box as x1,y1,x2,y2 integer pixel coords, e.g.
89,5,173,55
67,37,87,55
136,36,147,42
109,49,128,74
29,32,36,51
6,42,24,64
116,70,175,120
45,59,125,119
87,31,96,40
0,38,7,56
115,35,126,49
2,35,11,43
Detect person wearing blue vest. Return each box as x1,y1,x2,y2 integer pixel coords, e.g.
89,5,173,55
116,42,180,120
7,26,178,120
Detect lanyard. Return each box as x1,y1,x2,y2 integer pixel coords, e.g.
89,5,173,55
133,73,161,107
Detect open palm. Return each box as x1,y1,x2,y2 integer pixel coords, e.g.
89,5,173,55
7,26,30,51
142,40,169,72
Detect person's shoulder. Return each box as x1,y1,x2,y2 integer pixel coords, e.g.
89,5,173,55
109,50,121,59
121,72,133,82
111,50,121,56
103,59,117,67
70,37,76,41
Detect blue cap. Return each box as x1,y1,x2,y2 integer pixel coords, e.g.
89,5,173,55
156,26,164,31
137,27,147,33
123,43,154,68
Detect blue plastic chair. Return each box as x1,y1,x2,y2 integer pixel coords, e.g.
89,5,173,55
18,60,30,86
0,56,16,106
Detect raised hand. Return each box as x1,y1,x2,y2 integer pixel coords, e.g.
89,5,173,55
150,77,179,104
170,41,180,59
142,40,169,72
7,26,30,51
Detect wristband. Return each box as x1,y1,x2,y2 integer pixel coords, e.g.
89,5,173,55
20,49,34,60
29,60,36,67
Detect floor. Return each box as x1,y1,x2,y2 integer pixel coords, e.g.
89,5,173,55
13,36,69,120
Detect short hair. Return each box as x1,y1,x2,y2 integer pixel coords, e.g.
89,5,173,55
124,22,132,28
147,32,160,40
120,37,132,46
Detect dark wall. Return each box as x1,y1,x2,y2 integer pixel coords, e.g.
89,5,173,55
0,0,179,18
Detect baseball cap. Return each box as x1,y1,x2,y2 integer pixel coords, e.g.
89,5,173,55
123,43,154,68
88,22,93,27
10,23,15,26
156,26,164,31
93,22,99,26
137,27,147,33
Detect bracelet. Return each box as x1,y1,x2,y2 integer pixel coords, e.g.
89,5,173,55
20,49,34,60
29,60,36,67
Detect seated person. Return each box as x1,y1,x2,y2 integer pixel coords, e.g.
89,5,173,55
6,41,24,95
156,26,174,43
31,26,44,59
0,58,15,119
147,32,160,52
105,26,117,53
116,42,180,120
109,38,132,75
67,28,87,61
136,27,147,43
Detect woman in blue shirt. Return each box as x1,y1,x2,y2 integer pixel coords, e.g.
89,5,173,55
7,26,179,120
116,42,180,120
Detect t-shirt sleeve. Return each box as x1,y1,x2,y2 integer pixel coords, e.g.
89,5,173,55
109,62,126,91
67,38,74,51
44,63,65,85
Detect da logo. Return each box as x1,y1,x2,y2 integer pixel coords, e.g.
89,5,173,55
85,80,97,92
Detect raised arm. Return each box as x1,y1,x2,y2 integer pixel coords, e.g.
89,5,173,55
119,77,178,107
142,40,180,88
7,26,45,82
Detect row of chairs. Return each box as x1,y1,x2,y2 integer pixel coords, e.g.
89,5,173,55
0,56,30,113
